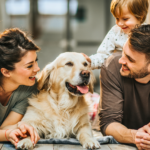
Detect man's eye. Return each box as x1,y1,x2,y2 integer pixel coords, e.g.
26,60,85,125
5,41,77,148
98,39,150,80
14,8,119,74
65,62,73,66
127,57,134,63
129,58,133,62
27,65,33,68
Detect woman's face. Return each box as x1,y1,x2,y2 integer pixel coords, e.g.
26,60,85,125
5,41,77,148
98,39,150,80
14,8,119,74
10,51,40,86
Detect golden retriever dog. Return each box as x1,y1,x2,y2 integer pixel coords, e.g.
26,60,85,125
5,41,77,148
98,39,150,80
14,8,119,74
17,52,100,149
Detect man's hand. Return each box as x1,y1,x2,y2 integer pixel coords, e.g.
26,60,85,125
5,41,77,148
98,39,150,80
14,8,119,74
17,122,40,145
135,123,150,150
6,129,27,147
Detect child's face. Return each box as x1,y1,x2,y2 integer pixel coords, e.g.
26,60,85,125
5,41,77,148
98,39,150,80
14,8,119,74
115,6,141,34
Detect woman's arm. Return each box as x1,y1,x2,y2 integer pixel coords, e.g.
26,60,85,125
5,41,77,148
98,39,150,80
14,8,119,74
0,111,26,146
0,128,26,147
0,111,40,145
0,111,23,129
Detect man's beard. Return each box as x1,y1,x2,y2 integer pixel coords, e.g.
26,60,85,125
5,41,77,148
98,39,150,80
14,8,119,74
121,64,150,79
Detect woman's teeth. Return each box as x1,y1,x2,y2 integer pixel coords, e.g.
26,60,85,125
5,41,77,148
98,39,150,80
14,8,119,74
29,76,35,79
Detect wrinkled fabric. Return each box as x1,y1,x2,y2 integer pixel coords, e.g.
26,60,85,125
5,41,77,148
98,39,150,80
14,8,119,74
0,136,119,145
37,136,119,145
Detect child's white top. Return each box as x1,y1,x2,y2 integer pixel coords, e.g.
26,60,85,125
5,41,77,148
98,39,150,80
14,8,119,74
90,25,128,69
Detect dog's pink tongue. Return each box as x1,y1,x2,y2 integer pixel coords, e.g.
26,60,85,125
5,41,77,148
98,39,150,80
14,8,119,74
77,86,89,94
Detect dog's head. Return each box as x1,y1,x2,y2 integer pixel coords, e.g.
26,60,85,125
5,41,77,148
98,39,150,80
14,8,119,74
37,52,95,96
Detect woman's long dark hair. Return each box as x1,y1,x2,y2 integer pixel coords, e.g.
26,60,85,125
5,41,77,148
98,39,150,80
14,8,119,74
0,28,40,86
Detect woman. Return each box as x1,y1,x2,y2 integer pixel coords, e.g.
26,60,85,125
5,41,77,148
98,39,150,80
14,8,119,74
0,28,40,147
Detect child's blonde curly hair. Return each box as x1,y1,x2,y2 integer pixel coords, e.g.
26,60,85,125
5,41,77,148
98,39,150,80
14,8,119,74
110,0,149,23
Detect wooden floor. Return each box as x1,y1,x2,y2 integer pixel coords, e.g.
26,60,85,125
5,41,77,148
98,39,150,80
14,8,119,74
0,143,137,150
0,131,137,150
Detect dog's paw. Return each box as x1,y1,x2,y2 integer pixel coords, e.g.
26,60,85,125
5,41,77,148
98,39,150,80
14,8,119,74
17,138,34,150
82,138,100,149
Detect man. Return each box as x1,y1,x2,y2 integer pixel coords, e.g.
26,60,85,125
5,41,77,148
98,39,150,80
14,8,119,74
99,24,150,150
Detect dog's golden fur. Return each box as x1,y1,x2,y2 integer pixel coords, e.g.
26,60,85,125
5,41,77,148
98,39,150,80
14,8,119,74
17,52,100,149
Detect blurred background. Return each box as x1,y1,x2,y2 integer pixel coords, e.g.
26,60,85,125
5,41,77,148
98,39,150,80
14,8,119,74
0,0,150,93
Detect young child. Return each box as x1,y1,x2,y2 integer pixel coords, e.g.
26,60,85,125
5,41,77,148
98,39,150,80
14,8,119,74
90,0,149,69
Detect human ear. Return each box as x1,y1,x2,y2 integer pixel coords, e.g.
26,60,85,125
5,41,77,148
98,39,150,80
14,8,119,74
0,68,11,77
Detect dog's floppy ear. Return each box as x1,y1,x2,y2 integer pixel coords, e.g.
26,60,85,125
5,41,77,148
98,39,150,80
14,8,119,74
89,71,96,93
37,62,55,91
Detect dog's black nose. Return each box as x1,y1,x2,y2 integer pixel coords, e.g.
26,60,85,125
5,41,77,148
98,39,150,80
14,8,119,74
80,70,90,78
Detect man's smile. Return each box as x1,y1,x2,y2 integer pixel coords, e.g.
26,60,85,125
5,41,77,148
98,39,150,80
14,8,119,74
122,65,130,72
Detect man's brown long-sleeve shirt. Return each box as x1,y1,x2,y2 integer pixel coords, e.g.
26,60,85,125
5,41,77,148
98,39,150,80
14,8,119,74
99,53,150,135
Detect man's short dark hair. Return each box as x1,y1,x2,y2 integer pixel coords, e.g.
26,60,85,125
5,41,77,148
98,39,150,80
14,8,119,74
128,24,150,61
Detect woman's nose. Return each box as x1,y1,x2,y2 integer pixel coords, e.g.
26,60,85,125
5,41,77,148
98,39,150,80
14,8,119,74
34,63,40,72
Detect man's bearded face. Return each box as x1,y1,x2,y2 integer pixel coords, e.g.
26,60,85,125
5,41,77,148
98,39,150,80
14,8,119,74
121,63,150,78
119,40,150,79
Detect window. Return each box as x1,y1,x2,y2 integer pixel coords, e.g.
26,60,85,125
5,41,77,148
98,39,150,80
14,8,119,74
6,0,30,15
38,0,78,15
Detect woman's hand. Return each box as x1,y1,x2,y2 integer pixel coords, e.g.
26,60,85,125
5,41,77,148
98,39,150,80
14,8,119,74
17,122,40,145
6,129,27,147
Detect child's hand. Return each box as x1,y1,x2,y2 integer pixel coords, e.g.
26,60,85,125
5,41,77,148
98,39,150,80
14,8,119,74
81,53,91,63
17,122,40,145
6,129,27,147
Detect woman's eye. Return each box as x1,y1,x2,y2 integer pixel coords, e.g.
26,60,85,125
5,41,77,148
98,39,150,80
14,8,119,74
27,65,33,68
83,62,88,67
65,62,73,66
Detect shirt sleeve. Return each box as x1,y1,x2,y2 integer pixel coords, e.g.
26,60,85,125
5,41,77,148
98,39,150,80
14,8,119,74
11,97,29,115
90,25,119,69
11,82,39,115
99,56,124,135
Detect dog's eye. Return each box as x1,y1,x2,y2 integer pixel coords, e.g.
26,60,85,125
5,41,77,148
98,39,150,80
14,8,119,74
66,62,73,66
83,62,88,67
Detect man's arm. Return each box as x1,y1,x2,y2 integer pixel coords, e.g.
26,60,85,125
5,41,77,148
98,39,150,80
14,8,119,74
99,58,150,149
106,122,150,150
105,122,137,144
99,61,124,135
99,57,138,143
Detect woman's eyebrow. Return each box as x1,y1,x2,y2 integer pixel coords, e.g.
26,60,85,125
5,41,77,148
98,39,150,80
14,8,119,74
25,61,34,65
24,57,38,65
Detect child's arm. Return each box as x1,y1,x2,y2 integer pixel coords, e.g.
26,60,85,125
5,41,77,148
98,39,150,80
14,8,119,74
90,25,122,69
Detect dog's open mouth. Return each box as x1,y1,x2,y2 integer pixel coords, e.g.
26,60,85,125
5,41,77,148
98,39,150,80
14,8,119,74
66,82,89,95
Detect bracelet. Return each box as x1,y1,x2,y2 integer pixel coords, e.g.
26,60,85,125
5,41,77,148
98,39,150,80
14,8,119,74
5,129,9,141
